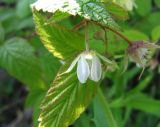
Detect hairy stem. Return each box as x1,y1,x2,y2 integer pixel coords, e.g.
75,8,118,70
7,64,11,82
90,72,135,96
85,21,89,51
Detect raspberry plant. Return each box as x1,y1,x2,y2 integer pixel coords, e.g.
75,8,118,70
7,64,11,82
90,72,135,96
0,0,160,127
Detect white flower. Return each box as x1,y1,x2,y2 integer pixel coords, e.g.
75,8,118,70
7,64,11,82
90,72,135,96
65,51,102,84
64,51,118,83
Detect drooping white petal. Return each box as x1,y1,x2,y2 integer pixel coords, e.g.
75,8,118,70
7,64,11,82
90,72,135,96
77,55,90,84
90,56,102,82
65,55,80,73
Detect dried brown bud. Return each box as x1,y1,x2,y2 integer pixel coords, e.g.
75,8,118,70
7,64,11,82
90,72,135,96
127,41,160,68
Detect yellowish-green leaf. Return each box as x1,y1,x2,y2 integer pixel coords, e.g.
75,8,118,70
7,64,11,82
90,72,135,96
33,10,85,60
39,62,99,127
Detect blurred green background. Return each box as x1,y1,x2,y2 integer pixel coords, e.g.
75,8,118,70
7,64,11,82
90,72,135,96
0,0,160,127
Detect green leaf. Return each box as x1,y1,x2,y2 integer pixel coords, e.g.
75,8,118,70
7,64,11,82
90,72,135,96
148,12,160,28
40,49,61,85
16,17,34,30
104,2,129,21
16,0,31,18
135,0,152,16
126,93,160,117
33,10,85,60
111,93,160,117
93,88,118,127
0,22,5,43
123,30,149,41
0,37,45,89
135,12,160,35
78,0,119,29
74,112,91,127
39,62,98,127
0,8,15,22
155,0,160,8
151,25,160,42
